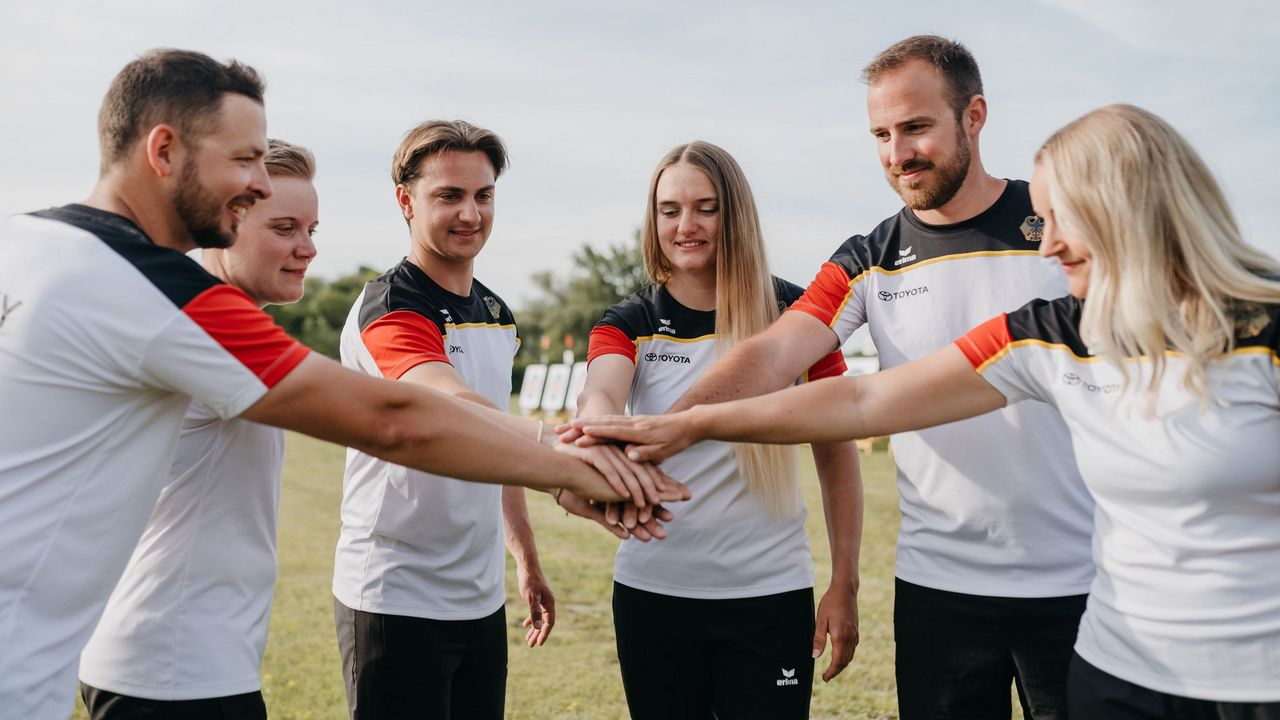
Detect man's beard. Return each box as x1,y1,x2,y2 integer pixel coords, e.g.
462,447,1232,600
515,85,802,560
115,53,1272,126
888,125,972,211
172,158,238,249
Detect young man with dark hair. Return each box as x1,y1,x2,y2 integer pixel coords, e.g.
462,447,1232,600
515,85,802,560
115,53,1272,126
333,119,642,720
642,35,1094,719
77,138,318,720
0,49,680,719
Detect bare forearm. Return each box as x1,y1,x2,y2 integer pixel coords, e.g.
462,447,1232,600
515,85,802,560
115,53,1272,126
576,388,625,419
260,380,611,497
502,486,542,570
669,334,797,412
682,348,1006,446
812,441,863,589
684,377,871,445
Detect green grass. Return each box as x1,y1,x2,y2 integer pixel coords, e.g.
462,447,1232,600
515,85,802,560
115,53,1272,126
74,433,1024,719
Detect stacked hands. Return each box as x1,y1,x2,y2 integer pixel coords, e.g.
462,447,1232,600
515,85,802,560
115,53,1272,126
550,419,690,542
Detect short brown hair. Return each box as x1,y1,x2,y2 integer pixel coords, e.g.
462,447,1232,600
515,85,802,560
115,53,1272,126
391,120,508,187
862,35,983,117
265,138,316,180
98,48,265,173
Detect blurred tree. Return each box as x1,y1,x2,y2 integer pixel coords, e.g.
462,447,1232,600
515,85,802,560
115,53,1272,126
514,236,647,387
268,266,381,358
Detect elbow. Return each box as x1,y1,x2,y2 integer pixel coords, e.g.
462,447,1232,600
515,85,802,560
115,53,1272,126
356,399,434,459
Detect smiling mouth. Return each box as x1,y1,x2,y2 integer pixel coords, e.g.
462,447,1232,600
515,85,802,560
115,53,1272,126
674,240,706,249
228,198,254,222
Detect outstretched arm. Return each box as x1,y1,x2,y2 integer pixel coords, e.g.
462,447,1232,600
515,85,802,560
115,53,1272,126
667,311,840,412
241,354,688,502
577,344,1005,461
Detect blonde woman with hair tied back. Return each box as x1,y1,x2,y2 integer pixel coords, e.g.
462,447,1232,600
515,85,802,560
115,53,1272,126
579,106,1280,718
1039,104,1280,407
575,141,863,719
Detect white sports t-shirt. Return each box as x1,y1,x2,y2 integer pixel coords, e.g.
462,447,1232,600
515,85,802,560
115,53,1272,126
790,181,1095,598
0,206,308,718
79,401,284,700
589,280,847,599
335,260,517,620
957,295,1280,702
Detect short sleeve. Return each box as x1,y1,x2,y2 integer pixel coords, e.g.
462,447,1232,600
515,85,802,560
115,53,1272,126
787,261,868,344
588,325,637,365
954,312,1046,405
774,277,848,382
141,285,310,419
359,310,449,379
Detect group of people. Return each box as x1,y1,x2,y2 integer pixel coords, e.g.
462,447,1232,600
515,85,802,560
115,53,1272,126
0,32,1274,720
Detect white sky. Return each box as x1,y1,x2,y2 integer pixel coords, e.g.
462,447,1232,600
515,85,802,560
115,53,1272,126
3,0,1278,328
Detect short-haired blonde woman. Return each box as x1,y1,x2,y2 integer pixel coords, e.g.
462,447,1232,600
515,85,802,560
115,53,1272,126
579,107,1280,718
576,141,863,719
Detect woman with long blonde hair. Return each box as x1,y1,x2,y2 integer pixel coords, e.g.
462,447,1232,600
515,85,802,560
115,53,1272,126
579,106,1280,717
575,141,863,718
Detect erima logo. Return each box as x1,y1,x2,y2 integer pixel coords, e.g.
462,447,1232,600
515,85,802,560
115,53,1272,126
658,318,677,335
894,246,917,266
644,352,690,364
448,345,464,354
439,309,454,324
1062,372,1118,394
0,294,20,328
900,246,912,255
776,668,798,686
877,286,929,302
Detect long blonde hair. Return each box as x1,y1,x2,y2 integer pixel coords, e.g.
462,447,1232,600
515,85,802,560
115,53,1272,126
1036,104,1280,403
641,141,800,518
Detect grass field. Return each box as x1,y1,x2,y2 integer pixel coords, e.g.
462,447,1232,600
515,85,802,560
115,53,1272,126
74,433,1025,720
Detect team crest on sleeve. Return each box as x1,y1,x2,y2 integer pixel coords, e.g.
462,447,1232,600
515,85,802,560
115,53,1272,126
483,296,501,320
1020,215,1045,243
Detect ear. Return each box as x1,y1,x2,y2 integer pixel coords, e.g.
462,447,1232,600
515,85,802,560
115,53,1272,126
144,124,181,178
964,95,988,137
395,183,414,221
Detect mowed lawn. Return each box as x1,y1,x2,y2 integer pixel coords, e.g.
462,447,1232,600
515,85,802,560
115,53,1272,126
74,433,1024,720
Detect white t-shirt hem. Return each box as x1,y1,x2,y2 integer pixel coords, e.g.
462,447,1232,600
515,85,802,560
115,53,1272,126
613,572,814,600
333,588,506,622
76,672,261,702
895,567,1094,599
1074,642,1280,703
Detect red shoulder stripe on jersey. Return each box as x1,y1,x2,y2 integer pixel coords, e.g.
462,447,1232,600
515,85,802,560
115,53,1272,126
182,285,310,388
788,261,856,327
805,349,847,381
955,314,1013,369
360,310,449,379
588,325,637,365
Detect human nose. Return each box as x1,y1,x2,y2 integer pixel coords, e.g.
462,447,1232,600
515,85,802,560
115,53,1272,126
675,210,695,235
458,198,480,224
1038,225,1060,258
887,134,915,168
296,230,317,261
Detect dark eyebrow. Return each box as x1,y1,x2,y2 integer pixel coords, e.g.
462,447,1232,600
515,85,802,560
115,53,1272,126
267,216,299,223
433,184,495,194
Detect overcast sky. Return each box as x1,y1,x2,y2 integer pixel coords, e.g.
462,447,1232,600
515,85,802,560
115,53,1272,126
3,0,1277,319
